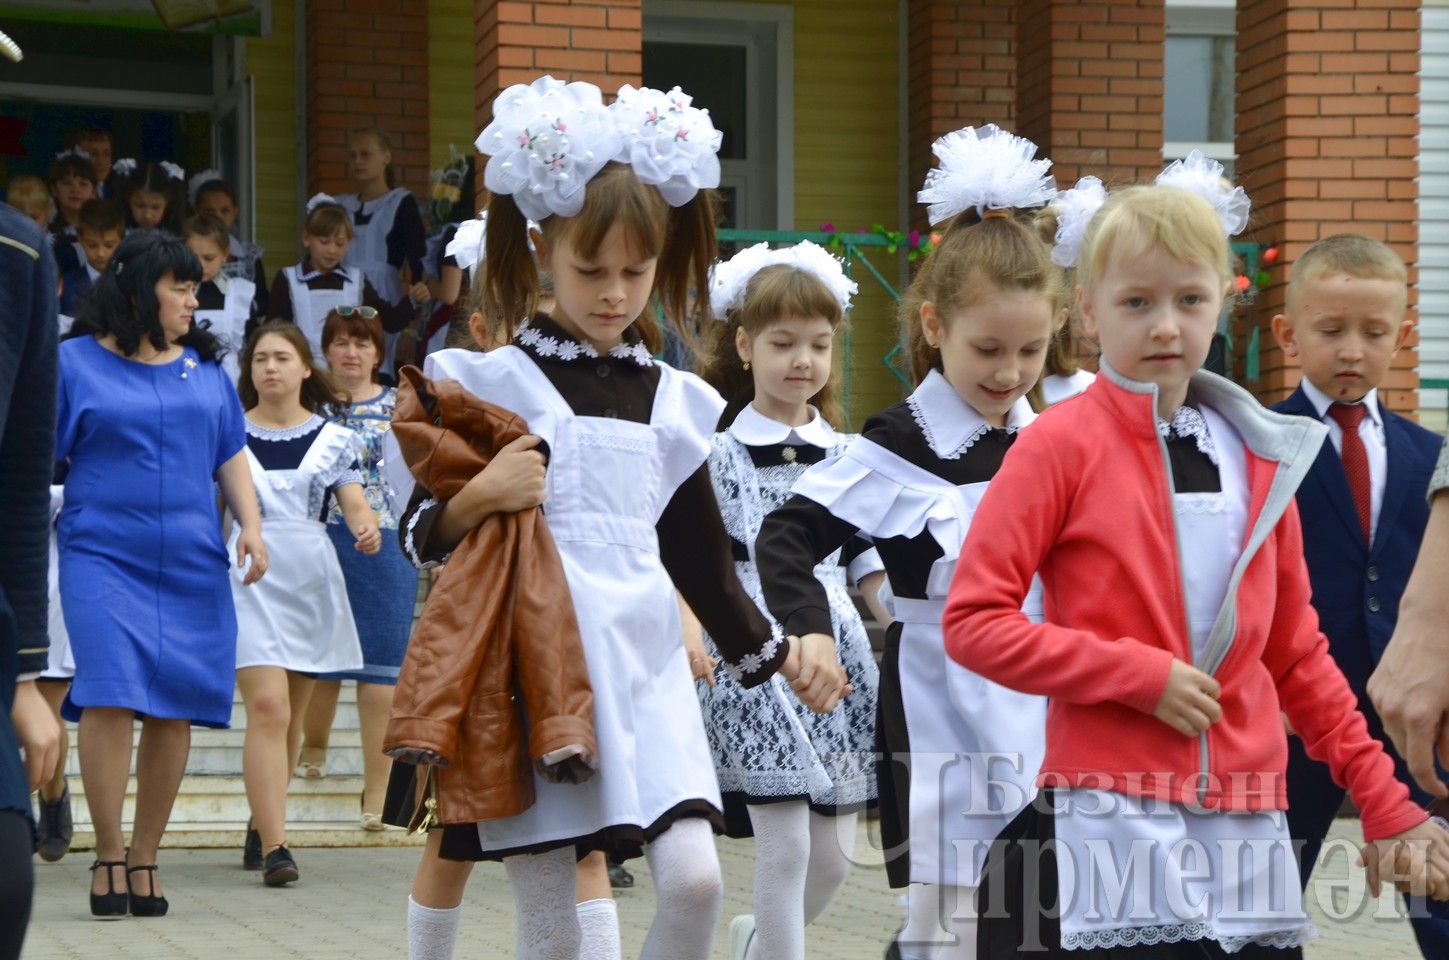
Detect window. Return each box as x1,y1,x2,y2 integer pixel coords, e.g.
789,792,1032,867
1164,2,1236,171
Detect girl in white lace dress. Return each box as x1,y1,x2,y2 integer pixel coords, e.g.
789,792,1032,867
693,244,882,960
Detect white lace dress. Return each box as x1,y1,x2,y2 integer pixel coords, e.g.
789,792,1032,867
695,406,880,831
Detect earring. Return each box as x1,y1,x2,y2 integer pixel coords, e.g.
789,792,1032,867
743,360,751,371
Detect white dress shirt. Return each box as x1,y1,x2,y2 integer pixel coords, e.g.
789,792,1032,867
1300,378,1386,543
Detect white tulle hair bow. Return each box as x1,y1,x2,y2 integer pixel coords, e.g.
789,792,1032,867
112,158,137,178
445,211,540,277
159,161,185,182
476,75,622,222
609,84,723,207
1155,150,1250,236
709,241,859,318
1048,176,1108,269
188,168,224,204
306,192,339,214
54,146,90,162
917,125,1057,226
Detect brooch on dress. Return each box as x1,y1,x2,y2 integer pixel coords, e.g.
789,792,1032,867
780,445,798,463
180,357,197,380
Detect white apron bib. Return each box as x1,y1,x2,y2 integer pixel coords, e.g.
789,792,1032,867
341,188,410,374
195,274,254,385
284,265,361,366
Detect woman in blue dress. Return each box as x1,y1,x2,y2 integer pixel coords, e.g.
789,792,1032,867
57,232,267,918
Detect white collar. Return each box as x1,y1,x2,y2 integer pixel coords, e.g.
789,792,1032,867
1300,377,1382,430
84,261,102,283
295,262,352,283
727,403,837,449
906,368,1035,460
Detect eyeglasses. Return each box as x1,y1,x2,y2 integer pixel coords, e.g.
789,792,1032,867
335,305,378,319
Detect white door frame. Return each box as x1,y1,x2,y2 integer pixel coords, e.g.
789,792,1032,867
644,0,795,229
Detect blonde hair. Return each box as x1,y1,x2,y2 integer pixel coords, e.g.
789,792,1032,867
6,175,49,219
900,211,1064,384
1075,185,1232,295
697,264,846,428
484,161,718,353
1286,233,1407,313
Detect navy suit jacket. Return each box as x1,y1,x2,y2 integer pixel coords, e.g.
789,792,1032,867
1273,386,1442,697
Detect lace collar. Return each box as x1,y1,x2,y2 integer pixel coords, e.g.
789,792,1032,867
246,412,324,442
514,315,654,367
1158,404,1219,466
906,368,1034,460
728,403,837,450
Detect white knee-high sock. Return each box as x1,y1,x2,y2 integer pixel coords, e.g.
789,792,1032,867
802,810,856,926
935,885,978,960
576,898,620,960
639,818,723,960
408,896,463,960
504,846,581,960
744,802,811,960
897,883,949,960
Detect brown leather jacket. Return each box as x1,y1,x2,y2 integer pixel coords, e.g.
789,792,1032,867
383,366,595,825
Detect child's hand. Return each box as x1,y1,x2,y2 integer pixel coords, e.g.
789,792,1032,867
787,632,852,714
1151,658,1222,736
684,630,716,686
236,523,269,585
408,281,432,305
352,520,382,555
1359,818,1449,899
468,435,547,515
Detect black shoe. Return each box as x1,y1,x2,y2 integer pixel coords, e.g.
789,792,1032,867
243,821,263,871
125,860,169,917
883,924,904,960
34,784,74,863
89,859,128,919
606,858,634,889
262,845,299,887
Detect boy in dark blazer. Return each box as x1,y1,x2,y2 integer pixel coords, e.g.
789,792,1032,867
1272,233,1449,954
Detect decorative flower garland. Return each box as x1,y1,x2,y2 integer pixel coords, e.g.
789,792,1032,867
816,222,942,262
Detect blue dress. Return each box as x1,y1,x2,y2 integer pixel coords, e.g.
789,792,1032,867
55,335,246,728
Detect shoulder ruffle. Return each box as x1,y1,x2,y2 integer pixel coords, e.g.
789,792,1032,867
656,365,726,498
314,421,367,488
425,346,565,453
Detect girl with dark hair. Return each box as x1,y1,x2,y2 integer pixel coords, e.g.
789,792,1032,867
337,127,429,379
56,230,268,918
113,160,187,238
231,321,379,887
46,151,97,276
694,244,882,960
191,172,270,316
185,213,259,384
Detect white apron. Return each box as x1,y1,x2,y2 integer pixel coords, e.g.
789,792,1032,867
1055,408,1314,954
230,424,364,673
421,347,726,853
195,275,254,385
284,265,361,366
794,438,1048,888
340,188,410,374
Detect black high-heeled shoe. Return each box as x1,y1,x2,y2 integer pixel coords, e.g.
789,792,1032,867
125,861,169,917
89,859,128,919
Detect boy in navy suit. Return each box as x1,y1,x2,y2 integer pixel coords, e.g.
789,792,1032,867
1272,233,1449,954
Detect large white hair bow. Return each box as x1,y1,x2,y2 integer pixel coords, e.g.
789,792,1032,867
188,168,224,205
306,192,339,214
112,158,137,178
476,75,622,222
917,124,1057,226
159,161,185,183
709,241,859,317
610,84,723,207
1048,176,1108,269
1155,150,1250,236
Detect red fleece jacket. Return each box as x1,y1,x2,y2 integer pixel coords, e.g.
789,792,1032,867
941,370,1424,842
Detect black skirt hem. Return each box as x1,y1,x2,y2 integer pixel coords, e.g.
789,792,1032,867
718,790,874,839
437,798,725,864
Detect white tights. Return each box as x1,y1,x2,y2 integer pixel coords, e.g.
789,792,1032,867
743,802,857,960
504,817,722,960
897,883,979,960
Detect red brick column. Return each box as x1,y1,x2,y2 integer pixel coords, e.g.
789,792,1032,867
906,0,1016,224
1235,2,1420,411
1014,0,1164,187
475,1,643,138
306,0,430,198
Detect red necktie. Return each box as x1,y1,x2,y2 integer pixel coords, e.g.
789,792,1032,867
1327,402,1371,542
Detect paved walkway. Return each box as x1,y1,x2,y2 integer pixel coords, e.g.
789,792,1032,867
23,819,1423,959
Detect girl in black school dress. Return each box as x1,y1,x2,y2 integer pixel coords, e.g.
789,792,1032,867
191,171,270,316
113,159,186,237
47,150,98,276
266,195,419,377
184,213,259,385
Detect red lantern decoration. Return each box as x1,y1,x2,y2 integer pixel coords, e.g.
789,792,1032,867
1233,275,1252,293
1262,246,1280,265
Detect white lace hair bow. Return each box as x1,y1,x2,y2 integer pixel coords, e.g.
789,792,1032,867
306,192,340,215
112,158,137,178
159,161,185,182
609,84,723,207
1049,176,1108,269
1155,150,1250,236
445,211,540,277
188,168,223,204
55,146,90,162
917,124,1057,226
709,241,859,317
476,75,622,222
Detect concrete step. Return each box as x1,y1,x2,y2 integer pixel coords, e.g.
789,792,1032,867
65,774,379,828
57,730,368,777
63,821,426,851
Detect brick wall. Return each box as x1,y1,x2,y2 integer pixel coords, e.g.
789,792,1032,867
1015,0,1164,187
1235,1,1420,411
475,0,643,136
305,0,430,199
906,0,1016,224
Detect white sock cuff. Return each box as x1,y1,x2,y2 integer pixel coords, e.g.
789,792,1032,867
576,897,617,919
408,895,462,918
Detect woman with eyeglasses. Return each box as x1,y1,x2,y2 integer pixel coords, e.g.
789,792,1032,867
265,196,419,382
296,308,418,833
